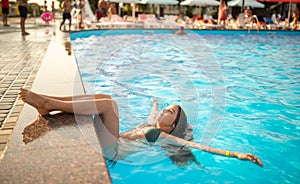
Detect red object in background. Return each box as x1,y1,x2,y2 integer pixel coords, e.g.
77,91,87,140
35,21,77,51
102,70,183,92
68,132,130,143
2,0,9,8
257,0,300,2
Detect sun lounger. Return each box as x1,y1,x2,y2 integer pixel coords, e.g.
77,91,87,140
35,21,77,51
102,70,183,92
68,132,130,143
247,15,266,30
265,17,284,30
144,14,163,28
192,15,222,30
110,15,138,28
96,15,139,29
136,13,147,27
164,15,191,29
96,17,112,29
193,22,223,29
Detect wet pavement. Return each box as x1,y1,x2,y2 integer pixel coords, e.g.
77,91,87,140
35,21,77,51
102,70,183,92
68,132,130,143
0,17,52,155
0,17,111,183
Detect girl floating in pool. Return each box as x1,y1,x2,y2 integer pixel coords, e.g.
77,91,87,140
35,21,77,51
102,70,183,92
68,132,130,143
19,88,263,167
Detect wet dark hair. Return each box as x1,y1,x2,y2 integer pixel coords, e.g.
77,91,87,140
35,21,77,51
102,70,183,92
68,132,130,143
170,106,191,140
169,106,181,134
165,105,202,168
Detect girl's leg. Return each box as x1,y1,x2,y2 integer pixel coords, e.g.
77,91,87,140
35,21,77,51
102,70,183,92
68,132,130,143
43,93,111,101
21,88,111,101
19,88,120,139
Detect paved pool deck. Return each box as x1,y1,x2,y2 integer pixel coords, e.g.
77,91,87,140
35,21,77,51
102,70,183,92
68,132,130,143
0,18,111,183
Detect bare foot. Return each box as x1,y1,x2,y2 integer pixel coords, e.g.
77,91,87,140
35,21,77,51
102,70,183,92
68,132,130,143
21,32,30,36
19,88,50,115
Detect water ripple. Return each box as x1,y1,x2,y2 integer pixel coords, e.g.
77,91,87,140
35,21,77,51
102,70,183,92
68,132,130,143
72,32,300,184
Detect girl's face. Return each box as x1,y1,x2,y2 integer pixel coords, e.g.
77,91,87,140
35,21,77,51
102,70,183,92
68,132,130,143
156,105,180,133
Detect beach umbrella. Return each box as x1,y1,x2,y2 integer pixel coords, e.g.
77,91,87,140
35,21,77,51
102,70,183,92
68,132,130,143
257,0,299,2
228,0,265,8
141,0,179,4
180,0,220,6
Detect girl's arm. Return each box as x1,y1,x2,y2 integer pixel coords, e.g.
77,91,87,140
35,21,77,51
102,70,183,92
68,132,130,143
159,132,263,167
120,128,145,141
147,98,159,124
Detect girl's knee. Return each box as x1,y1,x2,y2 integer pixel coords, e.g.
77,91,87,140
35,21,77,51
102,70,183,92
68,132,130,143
110,99,119,114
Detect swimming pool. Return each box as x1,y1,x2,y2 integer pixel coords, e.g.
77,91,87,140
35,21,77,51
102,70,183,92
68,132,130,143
70,30,300,183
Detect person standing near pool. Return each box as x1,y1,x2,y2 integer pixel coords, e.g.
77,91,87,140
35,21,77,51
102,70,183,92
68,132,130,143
77,0,85,29
18,0,29,35
59,0,73,31
292,4,299,30
51,1,55,22
2,0,10,26
244,7,253,24
218,0,228,26
19,88,263,168
96,0,106,21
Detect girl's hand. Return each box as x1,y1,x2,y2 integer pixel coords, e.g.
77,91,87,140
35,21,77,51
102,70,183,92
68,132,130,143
237,153,263,167
151,98,157,104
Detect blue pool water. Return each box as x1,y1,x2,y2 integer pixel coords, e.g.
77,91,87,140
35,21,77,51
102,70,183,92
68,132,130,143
70,30,300,183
